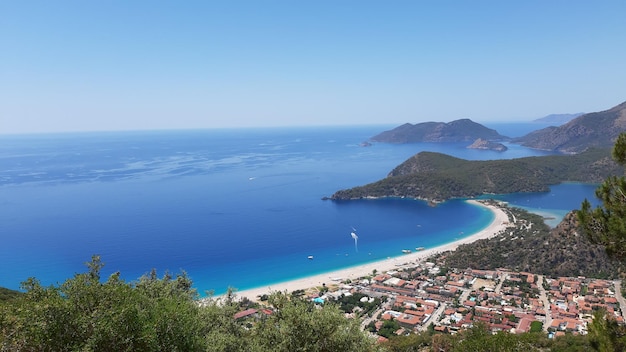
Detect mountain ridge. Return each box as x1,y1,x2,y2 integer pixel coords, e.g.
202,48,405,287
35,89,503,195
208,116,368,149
532,112,584,125
514,101,626,153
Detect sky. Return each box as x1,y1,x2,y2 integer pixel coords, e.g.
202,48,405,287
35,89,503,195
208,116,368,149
2,1,626,134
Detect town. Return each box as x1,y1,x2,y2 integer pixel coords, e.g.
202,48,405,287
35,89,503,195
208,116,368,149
235,259,625,342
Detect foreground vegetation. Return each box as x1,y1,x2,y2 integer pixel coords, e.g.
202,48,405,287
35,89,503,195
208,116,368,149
331,148,621,201
579,133,626,260
2,255,626,351
0,256,375,352
0,288,20,303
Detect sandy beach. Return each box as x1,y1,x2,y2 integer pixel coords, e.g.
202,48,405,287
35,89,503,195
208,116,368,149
232,200,510,301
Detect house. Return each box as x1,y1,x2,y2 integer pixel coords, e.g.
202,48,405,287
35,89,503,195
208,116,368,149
234,308,258,320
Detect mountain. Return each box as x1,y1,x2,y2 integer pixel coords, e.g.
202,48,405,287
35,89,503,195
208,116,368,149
329,148,620,202
514,101,626,153
370,119,507,143
532,113,584,125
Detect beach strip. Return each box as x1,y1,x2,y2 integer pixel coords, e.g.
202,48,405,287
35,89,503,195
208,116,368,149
233,200,510,301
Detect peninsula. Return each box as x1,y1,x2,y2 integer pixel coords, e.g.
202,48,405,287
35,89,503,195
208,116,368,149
328,148,620,202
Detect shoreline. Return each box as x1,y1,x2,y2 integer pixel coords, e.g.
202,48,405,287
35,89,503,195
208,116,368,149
228,199,511,301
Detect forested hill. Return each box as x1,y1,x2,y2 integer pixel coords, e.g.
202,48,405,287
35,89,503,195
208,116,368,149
370,119,507,143
440,205,625,279
514,100,626,153
329,148,621,202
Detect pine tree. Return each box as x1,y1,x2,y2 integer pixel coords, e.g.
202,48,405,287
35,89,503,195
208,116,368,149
578,133,626,259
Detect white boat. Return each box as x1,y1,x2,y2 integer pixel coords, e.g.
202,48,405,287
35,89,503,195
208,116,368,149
416,247,425,251
401,249,411,254
307,255,314,260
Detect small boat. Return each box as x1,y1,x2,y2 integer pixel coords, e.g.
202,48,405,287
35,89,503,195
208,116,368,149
401,249,411,254
416,247,425,251
307,255,314,260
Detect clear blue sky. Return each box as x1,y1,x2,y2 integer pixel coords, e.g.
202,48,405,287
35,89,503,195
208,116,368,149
2,1,626,133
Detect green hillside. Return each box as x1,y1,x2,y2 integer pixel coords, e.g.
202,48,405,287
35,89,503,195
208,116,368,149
440,204,625,279
330,148,621,202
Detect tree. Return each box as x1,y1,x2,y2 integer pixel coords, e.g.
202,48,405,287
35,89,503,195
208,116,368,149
1,266,380,351
252,292,377,352
0,286,21,302
578,132,626,259
0,256,212,351
383,331,432,352
577,133,626,351
450,323,547,352
529,321,543,333
587,309,626,352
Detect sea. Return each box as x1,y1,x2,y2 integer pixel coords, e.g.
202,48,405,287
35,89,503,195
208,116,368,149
0,123,602,295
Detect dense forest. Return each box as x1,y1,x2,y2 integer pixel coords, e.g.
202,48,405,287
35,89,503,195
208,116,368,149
330,148,621,202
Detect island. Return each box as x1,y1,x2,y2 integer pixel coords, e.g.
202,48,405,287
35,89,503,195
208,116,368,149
466,138,508,151
370,119,507,143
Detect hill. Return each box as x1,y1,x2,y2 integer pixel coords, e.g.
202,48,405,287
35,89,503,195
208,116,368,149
514,101,626,153
0,286,21,302
439,205,625,279
532,112,584,125
329,148,621,202
370,119,507,143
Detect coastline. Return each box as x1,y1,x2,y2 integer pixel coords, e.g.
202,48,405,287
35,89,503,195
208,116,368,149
230,199,511,301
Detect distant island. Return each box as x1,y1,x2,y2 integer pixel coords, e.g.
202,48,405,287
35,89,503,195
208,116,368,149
532,112,584,125
466,138,507,151
329,148,620,202
370,118,507,143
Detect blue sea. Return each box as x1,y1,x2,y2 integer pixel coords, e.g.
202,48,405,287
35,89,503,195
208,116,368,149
0,124,601,295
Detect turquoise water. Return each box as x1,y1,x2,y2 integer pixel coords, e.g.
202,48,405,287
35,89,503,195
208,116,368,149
484,182,601,227
0,126,598,294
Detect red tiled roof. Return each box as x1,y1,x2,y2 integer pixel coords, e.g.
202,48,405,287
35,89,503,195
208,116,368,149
397,314,421,326
234,308,258,320
516,318,533,333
